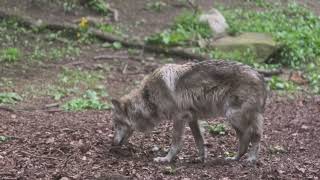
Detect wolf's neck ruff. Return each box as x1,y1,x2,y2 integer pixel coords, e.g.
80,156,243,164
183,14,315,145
158,63,192,92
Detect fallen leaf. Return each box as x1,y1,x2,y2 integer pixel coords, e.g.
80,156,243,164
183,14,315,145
289,71,308,85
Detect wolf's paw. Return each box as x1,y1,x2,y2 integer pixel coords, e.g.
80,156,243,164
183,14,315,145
154,156,171,163
245,156,257,166
194,156,206,163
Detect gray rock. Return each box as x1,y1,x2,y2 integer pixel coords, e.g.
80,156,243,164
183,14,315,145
210,32,279,63
200,8,229,37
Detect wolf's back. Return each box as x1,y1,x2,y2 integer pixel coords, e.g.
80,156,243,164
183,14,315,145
172,60,267,113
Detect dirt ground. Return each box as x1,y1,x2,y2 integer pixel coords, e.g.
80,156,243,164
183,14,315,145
1,95,320,179
1,0,320,179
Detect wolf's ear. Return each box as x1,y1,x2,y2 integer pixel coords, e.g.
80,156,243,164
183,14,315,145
111,99,123,113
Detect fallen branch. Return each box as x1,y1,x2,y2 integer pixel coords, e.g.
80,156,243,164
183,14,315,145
93,55,131,60
0,10,208,61
0,10,279,76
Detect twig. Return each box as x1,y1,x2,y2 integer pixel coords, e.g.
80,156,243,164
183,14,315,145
122,63,128,74
186,0,200,14
175,166,186,172
20,150,61,160
44,103,59,108
64,60,85,67
61,153,75,168
93,54,146,62
93,55,129,60
0,172,15,177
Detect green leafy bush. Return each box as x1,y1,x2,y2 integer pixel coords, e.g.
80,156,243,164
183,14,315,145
63,90,110,111
210,48,257,66
147,12,212,46
146,1,167,12
87,0,110,15
222,3,320,67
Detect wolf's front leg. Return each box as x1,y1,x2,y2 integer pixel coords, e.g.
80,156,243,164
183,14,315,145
154,120,186,163
189,120,207,162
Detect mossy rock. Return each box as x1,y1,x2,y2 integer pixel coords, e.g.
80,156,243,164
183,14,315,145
210,32,280,63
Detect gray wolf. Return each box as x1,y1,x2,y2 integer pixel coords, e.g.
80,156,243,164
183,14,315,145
111,60,267,164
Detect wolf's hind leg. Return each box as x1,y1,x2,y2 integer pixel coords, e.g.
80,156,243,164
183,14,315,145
189,120,207,162
235,129,251,160
226,108,250,161
246,113,263,164
154,119,186,163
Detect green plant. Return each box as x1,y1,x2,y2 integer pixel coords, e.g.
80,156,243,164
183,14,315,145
29,44,80,61
146,11,212,46
222,3,320,67
224,151,237,158
146,1,167,12
30,46,46,61
63,1,76,13
58,68,104,87
50,45,80,60
208,123,227,135
0,20,29,49
268,76,297,91
87,0,110,15
246,0,270,7
210,48,258,66
46,67,106,101
48,86,68,100
98,24,123,36
0,48,21,62
0,92,22,104
0,135,10,143
62,90,110,111
112,42,122,49
0,78,14,90
101,41,123,49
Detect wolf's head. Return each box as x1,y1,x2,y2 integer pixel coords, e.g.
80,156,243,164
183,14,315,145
111,99,134,146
